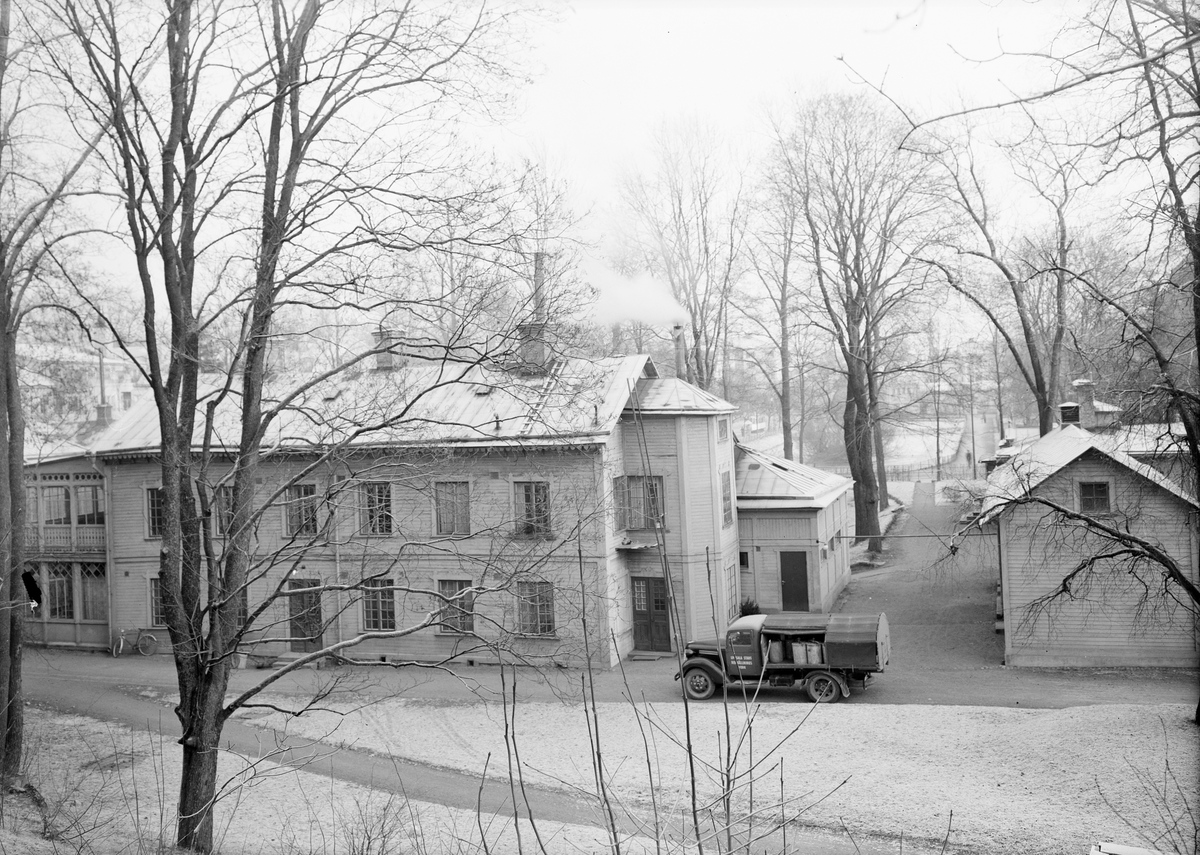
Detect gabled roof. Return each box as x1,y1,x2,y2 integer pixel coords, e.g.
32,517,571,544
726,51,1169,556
70,354,660,460
978,425,1198,524
735,444,853,511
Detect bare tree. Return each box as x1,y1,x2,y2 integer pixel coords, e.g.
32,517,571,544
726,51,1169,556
0,0,118,781
739,153,806,460
917,118,1094,437
620,120,746,391
769,93,942,547
41,0,558,850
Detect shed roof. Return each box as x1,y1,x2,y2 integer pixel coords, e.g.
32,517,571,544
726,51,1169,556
72,354,659,460
735,444,853,510
978,425,1197,524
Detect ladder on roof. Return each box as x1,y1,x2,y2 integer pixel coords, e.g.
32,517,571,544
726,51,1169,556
517,359,565,437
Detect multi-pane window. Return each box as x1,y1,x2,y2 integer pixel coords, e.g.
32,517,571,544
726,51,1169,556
438,579,474,633
718,418,729,442
722,472,734,527
434,482,470,535
361,578,396,632
80,563,107,621
76,486,105,525
516,580,554,635
362,482,393,535
214,485,235,536
614,475,663,530
150,577,167,627
1080,482,1111,515
147,488,166,538
514,481,550,537
43,487,71,526
285,484,318,536
46,563,73,620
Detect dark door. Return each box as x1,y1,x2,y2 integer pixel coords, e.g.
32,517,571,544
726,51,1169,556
780,552,810,612
632,577,671,651
289,579,323,653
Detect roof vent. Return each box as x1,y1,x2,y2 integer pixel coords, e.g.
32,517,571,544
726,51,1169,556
1061,403,1080,425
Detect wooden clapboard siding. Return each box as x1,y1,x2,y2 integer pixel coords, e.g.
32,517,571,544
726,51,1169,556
1000,455,1199,667
738,489,854,614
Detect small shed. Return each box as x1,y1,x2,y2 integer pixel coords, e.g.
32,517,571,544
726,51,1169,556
735,445,854,613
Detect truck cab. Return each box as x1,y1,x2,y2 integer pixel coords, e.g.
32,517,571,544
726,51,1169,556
678,612,890,703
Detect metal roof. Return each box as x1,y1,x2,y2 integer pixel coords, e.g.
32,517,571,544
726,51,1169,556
78,354,658,459
735,444,853,510
978,425,1198,524
625,377,737,414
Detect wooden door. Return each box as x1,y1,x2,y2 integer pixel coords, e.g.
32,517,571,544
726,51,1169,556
780,552,810,612
289,579,323,653
632,577,671,652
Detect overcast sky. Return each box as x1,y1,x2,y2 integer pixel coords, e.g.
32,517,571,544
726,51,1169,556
497,0,1083,322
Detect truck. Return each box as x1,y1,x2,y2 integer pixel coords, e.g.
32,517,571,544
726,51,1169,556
676,612,890,703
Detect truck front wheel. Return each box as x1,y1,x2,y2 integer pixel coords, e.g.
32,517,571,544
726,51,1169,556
682,668,717,700
806,672,842,703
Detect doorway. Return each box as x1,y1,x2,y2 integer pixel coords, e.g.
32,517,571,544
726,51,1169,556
631,576,671,651
780,552,810,611
288,578,323,653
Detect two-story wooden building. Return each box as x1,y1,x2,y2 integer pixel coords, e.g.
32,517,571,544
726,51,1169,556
23,353,749,667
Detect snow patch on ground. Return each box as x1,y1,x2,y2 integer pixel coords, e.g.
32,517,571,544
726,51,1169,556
241,697,1197,855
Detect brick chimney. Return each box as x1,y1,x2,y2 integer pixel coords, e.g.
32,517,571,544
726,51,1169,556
515,252,550,375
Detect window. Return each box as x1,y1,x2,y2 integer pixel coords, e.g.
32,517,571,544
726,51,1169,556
121,391,132,410
80,563,107,621
214,485,235,536
76,486,105,526
435,481,470,535
514,481,550,537
721,472,734,527
44,487,71,526
517,581,554,635
147,488,165,538
615,475,664,530
718,418,729,441
46,563,73,620
362,482,393,535
361,578,396,632
438,579,475,633
150,577,168,627
739,551,749,571
1079,482,1111,515
285,484,318,536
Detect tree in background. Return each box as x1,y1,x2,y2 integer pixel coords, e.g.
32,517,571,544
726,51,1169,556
619,120,746,392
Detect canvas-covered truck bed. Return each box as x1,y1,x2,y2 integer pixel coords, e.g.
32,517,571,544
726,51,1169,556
678,612,890,703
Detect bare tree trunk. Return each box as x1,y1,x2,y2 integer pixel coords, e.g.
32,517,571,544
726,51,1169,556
867,369,888,510
0,319,13,778
796,362,806,465
780,308,794,461
4,321,24,777
844,371,881,550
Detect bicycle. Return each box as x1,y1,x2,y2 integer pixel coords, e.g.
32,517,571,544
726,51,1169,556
111,628,159,657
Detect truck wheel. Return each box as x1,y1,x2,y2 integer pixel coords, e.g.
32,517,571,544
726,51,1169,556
682,668,717,700
806,672,842,703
